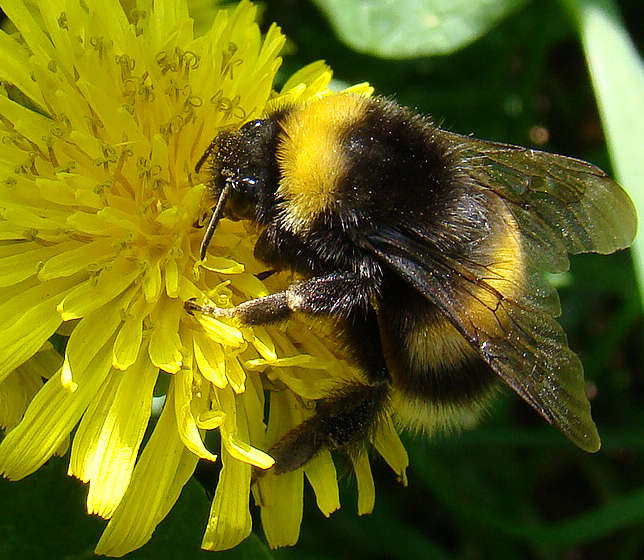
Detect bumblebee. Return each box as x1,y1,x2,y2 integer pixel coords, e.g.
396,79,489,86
187,93,636,474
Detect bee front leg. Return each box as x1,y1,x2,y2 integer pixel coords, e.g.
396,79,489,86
184,293,292,323
185,272,375,325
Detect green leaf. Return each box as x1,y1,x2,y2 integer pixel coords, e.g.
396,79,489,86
563,0,644,305
312,0,529,58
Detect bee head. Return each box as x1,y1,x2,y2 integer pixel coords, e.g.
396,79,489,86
198,116,281,260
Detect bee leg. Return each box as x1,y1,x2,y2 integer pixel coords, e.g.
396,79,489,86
264,380,390,475
185,272,376,325
263,306,392,475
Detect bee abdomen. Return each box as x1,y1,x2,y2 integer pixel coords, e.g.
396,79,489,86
380,293,499,433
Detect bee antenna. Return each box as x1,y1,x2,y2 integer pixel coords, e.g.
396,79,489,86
199,181,233,261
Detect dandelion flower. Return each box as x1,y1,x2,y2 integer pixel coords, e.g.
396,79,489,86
0,0,408,555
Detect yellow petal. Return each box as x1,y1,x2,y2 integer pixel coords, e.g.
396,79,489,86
0,363,44,431
156,207,181,228
303,450,340,517
197,314,244,347
248,326,277,362
201,447,252,551
0,335,114,480
278,60,331,94
112,296,153,371
195,410,225,430
256,387,309,547
113,319,144,371
65,211,129,237
200,256,244,274
15,341,64,380
70,342,158,518
228,272,269,298
225,357,246,394
0,296,125,478
148,296,183,373
57,253,141,320
173,361,218,462
351,451,375,516
61,353,78,393
0,275,77,382
220,429,274,469
164,255,180,297
142,258,163,303
0,221,30,241
259,471,304,549
0,31,46,107
38,238,116,281
34,173,100,210
65,296,125,378
374,416,409,485
216,385,273,468
240,372,268,451
1,205,68,231
95,386,199,557
193,331,228,389
0,241,78,287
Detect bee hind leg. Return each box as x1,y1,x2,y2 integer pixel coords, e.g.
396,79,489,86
260,381,390,476
260,306,392,476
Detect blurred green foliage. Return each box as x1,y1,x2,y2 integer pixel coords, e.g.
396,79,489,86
1,0,642,559
310,0,529,57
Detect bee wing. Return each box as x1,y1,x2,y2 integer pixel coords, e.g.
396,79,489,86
362,135,636,451
444,131,637,272
364,228,601,451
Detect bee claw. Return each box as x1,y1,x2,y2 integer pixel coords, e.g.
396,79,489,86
184,298,200,314
184,299,235,318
